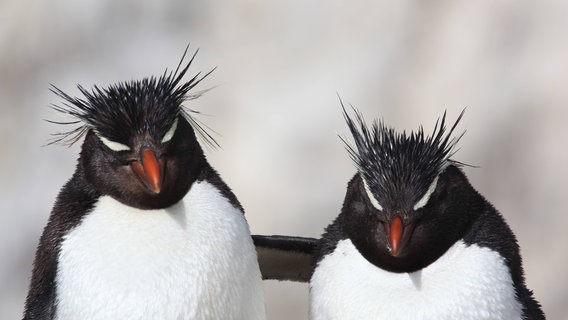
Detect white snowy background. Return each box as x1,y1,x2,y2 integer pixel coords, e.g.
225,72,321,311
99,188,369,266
1,1,567,319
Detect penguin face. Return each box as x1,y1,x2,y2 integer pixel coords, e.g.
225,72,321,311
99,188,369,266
79,116,204,209
341,106,469,273
49,48,215,209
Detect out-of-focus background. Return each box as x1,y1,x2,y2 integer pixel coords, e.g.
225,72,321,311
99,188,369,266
1,1,567,319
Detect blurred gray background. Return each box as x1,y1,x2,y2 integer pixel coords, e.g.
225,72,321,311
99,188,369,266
1,0,567,319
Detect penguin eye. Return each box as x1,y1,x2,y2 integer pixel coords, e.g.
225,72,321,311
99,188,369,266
161,118,179,144
363,180,383,211
96,133,131,152
413,176,439,210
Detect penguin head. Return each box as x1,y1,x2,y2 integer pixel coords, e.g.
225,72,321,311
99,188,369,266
49,48,217,209
341,105,474,273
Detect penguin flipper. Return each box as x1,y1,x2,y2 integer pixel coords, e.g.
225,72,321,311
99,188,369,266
24,172,99,320
252,234,317,283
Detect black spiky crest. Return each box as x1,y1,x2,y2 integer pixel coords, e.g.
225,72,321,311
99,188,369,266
341,101,465,208
47,46,218,148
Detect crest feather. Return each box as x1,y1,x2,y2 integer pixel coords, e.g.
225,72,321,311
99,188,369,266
46,45,219,149
340,99,465,206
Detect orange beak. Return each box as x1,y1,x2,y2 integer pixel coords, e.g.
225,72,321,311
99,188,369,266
131,147,162,194
387,215,403,257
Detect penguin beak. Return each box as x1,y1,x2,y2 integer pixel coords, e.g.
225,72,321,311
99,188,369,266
131,147,163,194
385,215,405,257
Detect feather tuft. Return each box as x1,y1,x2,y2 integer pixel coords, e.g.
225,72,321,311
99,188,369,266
340,99,465,208
46,45,218,148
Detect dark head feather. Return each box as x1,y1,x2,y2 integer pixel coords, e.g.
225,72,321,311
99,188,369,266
47,46,218,148
340,100,465,208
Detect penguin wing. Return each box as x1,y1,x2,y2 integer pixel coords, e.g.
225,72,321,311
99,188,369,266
23,229,59,320
252,235,317,282
463,205,546,319
23,172,100,320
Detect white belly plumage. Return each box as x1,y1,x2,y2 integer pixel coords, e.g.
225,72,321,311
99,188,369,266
55,181,265,320
309,239,522,320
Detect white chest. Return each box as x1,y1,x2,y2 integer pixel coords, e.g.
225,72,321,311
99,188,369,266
310,239,522,320
55,181,265,320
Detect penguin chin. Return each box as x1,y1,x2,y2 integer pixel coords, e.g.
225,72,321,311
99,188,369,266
360,230,456,274
100,166,190,210
364,250,425,274
348,228,435,274
119,179,190,210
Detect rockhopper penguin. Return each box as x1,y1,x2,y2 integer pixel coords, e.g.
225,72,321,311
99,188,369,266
23,48,265,320
309,105,545,319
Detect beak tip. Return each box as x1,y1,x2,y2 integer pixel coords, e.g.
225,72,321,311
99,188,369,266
391,247,400,257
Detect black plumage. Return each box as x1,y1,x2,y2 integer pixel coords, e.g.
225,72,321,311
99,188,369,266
47,47,217,149
341,102,464,213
